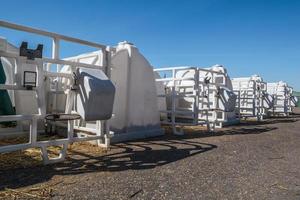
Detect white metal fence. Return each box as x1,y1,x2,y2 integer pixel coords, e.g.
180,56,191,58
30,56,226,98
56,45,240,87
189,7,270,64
0,21,113,164
232,80,267,120
267,82,294,116
154,66,232,135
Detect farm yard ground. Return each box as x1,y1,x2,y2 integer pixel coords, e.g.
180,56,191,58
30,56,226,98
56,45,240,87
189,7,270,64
1,108,300,199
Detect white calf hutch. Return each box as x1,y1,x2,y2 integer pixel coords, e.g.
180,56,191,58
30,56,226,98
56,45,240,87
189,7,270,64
61,41,163,142
154,65,238,135
267,81,296,116
232,75,274,120
0,21,162,164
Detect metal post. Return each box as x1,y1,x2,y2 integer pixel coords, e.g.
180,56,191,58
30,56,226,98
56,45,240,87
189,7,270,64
103,47,113,146
171,69,176,132
30,117,38,146
36,60,46,117
68,120,74,141
194,68,199,125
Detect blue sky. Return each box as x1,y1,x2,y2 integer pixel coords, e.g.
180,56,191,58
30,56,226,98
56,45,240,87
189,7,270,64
1,0,300,90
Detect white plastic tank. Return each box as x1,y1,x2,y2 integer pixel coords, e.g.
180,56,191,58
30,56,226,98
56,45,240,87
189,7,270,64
110,42,162,140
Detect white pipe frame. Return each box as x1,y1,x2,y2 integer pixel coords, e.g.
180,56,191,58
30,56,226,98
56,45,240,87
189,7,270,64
233,79,267,121
0,21,113,164
154,66,228,135
271,84,294,116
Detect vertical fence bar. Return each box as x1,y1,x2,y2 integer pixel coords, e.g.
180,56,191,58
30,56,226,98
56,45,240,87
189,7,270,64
171,68,176,131
194,68,199,125
30,117,37,146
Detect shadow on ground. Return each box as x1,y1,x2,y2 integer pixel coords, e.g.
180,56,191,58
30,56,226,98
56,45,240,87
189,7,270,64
240,119,298,126
0,126,275,190
0,113,296,190
0,136,216,190
183,126,277,139
238,113,300,126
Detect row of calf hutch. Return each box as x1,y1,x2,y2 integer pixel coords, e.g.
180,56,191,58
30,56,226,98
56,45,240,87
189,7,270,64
155,68,298,135
0,21,298,164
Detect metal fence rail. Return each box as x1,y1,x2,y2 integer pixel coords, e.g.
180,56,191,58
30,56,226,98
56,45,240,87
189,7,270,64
154,66,230,135
271,85,293,116
0,21,113,164
232,80,267,121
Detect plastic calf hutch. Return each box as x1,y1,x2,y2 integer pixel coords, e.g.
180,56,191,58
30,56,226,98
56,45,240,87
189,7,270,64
154,65,238,135
60,41,163,142
267,81,297,116
0,21,163,164
232,75,274,121
0,21,116,164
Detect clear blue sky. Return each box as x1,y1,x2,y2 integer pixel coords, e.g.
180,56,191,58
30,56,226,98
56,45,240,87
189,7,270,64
1,0,300,90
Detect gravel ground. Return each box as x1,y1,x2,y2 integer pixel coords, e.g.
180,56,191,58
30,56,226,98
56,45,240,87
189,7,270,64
1,108,300,200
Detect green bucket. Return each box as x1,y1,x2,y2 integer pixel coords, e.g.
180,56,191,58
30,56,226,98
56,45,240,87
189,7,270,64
0,58,16,126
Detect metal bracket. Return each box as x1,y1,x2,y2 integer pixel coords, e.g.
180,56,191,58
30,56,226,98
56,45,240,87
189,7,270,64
19,42,43,60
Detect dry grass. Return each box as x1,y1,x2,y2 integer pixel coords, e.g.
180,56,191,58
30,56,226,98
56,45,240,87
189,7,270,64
0,135,107,170
0,183,57,200
0,136,63,170
0,136,107,199
162,124,218,135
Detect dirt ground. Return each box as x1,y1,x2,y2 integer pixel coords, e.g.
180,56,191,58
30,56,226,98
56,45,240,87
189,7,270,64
1,108,300,200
